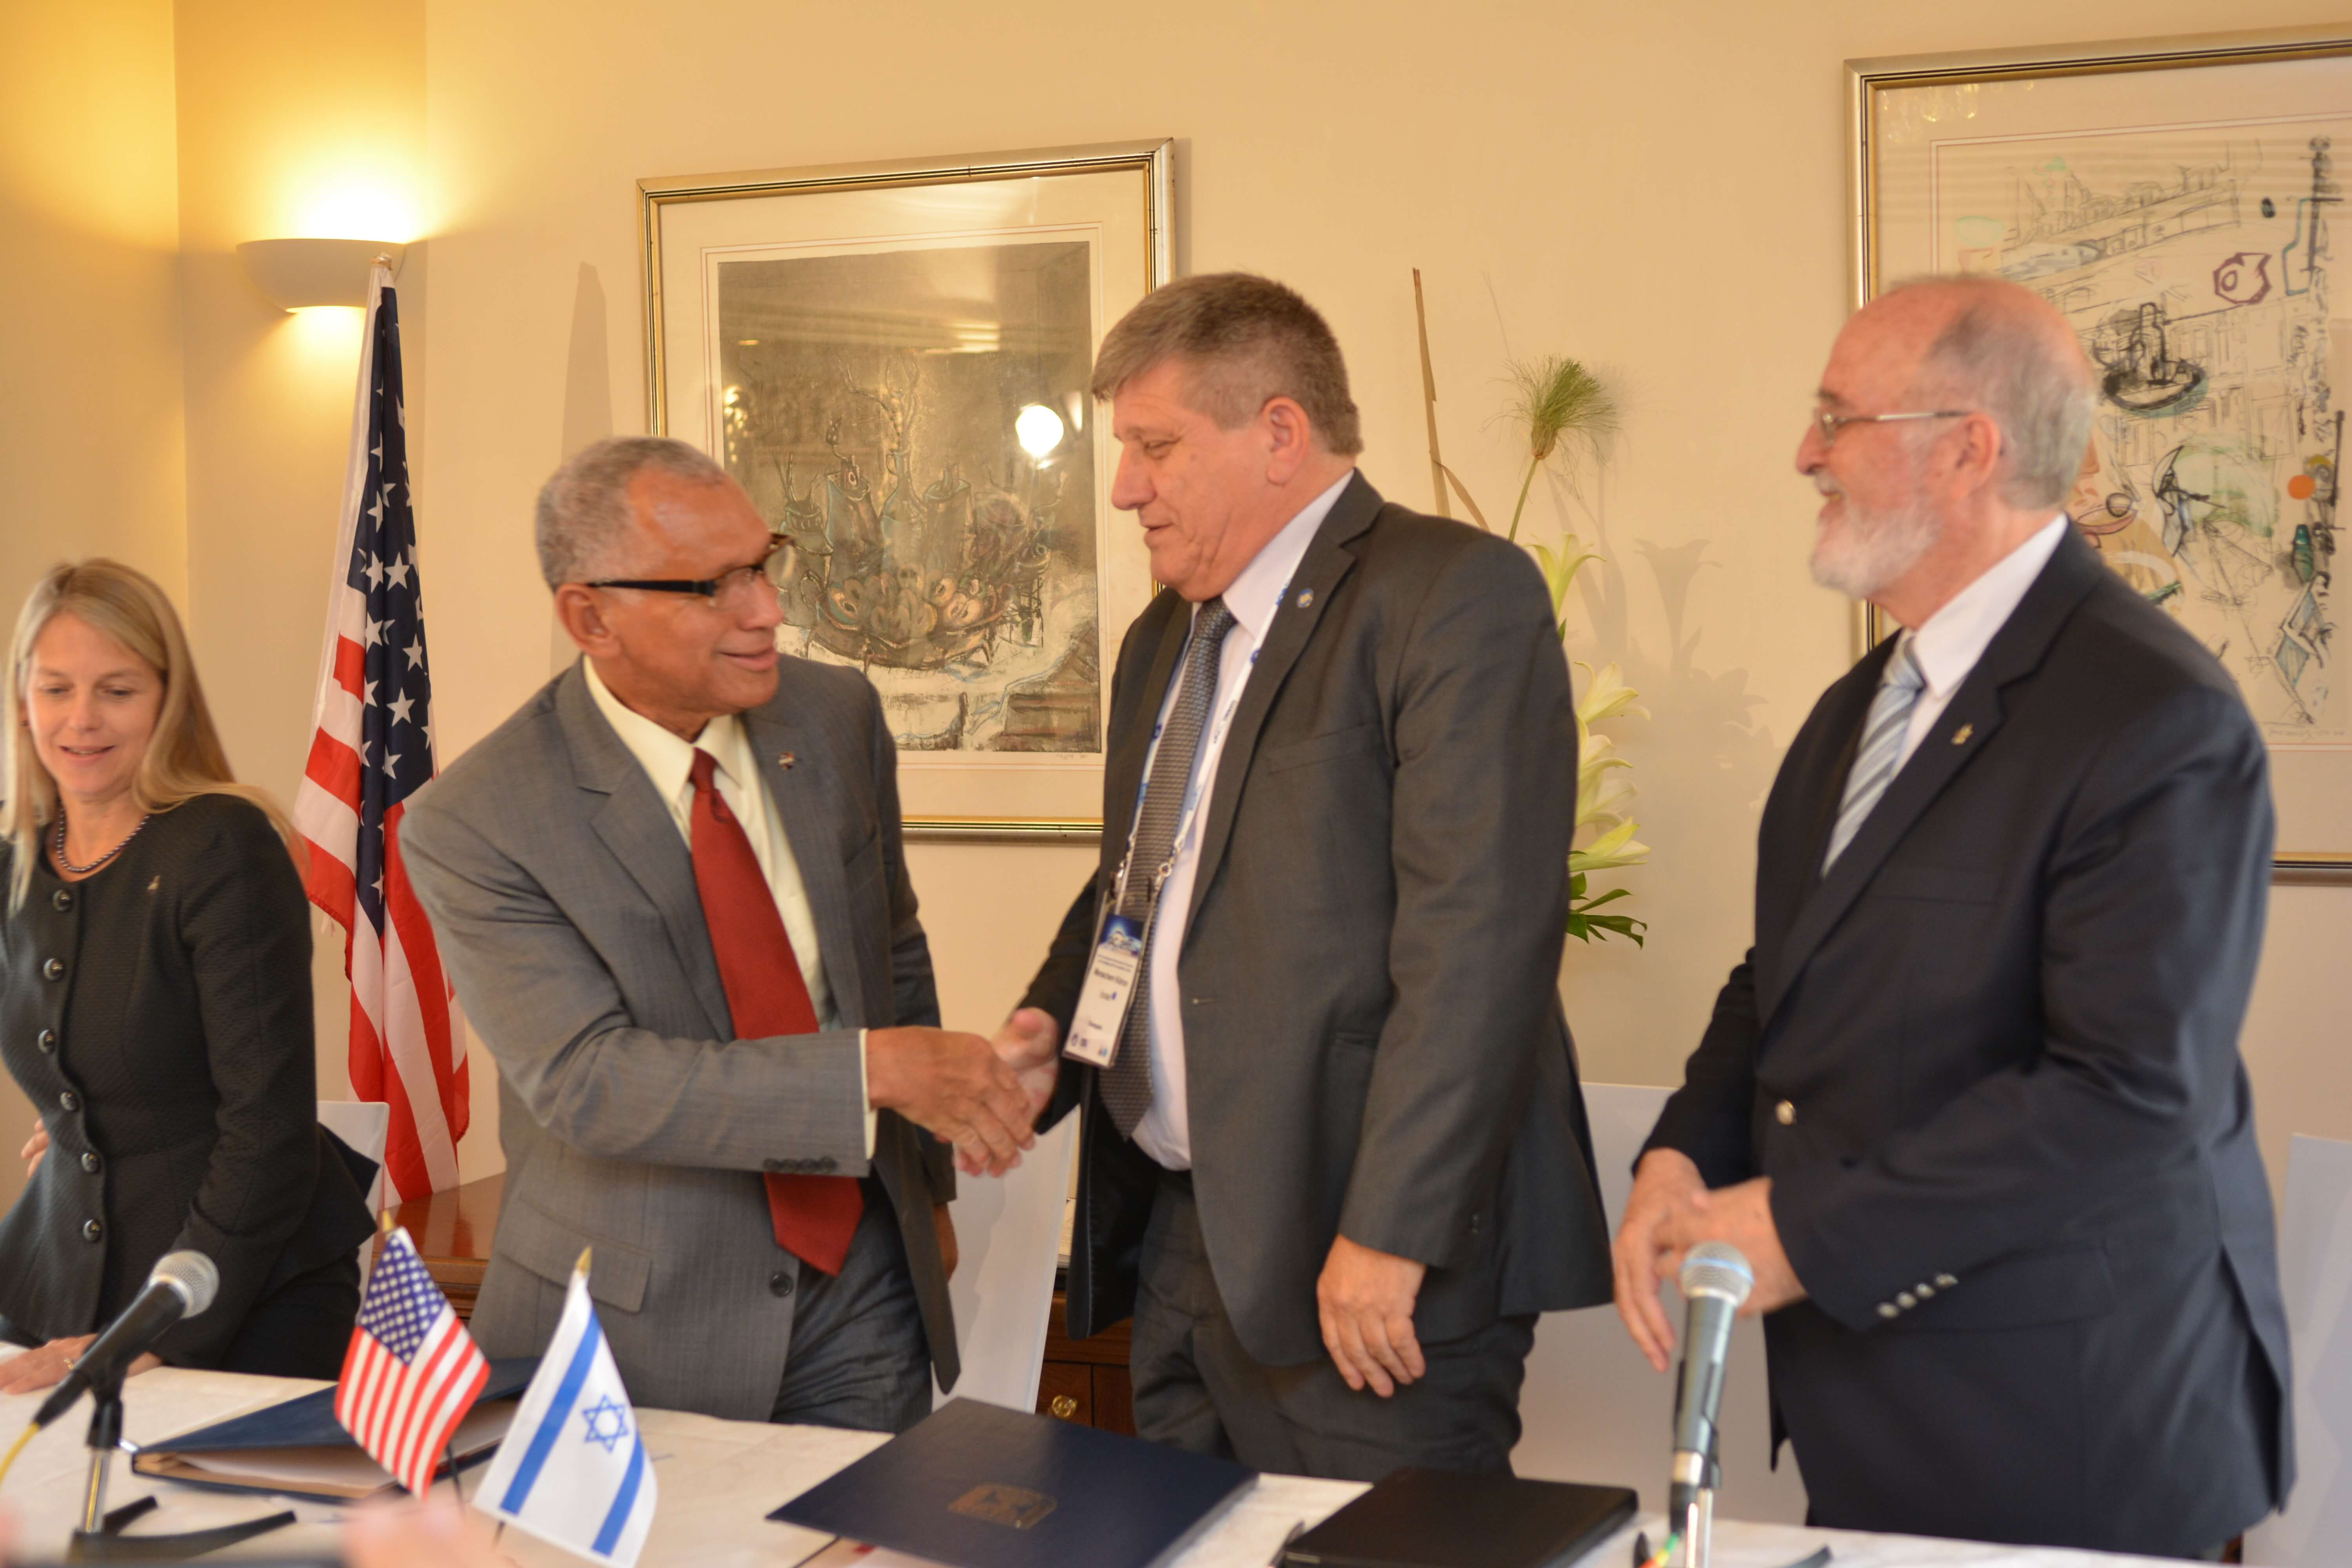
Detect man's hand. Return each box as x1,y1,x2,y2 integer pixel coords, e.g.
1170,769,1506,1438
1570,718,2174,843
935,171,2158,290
1316,1234,1427,1397
933,1203,958,1279
943,1009,1061,1178
0,1336,162,1394
20,1121,45,1180
866,1027,1038,1178
1613,1148,1706,1372
1653,1176,1806,1318
993,1009,1060,1121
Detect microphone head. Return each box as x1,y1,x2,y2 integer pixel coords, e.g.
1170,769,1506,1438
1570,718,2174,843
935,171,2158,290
151,1250,220,1317
1680,1242,1753,1308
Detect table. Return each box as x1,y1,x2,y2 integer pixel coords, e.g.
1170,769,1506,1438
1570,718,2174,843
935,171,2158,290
0,1360,2195,1566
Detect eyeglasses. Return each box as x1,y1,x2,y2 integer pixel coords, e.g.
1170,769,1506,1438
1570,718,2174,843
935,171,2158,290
585,534,791,605
1813,407,1973,448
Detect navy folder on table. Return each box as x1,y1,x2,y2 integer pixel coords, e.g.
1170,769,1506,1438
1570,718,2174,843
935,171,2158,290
771,1397,1256,1568
129,1357,539,1500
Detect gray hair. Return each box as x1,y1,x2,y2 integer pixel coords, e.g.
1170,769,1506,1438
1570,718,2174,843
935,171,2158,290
1886,275,2095,510
1089,272,1363,456
534,436,730,588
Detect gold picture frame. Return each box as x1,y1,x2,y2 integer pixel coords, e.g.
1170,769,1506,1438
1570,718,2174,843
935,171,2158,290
640,140,1175,844
1847,27,2352,874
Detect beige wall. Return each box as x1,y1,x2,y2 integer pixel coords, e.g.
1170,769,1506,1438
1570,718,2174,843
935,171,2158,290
0,0,2344,1210
412,0,2352,1194
0,0,187,1213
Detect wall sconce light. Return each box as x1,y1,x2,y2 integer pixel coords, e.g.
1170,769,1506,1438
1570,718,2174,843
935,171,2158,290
236,238,406,310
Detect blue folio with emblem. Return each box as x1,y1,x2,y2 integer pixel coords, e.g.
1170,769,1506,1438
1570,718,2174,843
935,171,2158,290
770,1397,1256,1568
127,1357,539,1499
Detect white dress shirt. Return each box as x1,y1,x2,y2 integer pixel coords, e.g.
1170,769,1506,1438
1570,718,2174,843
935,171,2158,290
1891,515,2070,771
1131,470,1354,1170
584,660,873,1153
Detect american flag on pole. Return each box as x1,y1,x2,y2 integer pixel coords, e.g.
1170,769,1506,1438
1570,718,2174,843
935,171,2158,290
336,1226,491,1498
294,260,466,1203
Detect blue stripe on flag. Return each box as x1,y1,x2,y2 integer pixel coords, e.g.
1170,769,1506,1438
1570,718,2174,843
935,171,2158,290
592,1436,649,1556
498,1312,603,1512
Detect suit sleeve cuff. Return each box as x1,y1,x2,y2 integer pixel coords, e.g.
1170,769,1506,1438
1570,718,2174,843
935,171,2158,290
859,1029,876,1158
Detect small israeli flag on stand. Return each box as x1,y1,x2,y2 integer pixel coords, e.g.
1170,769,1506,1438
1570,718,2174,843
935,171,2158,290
476,1251,656,1567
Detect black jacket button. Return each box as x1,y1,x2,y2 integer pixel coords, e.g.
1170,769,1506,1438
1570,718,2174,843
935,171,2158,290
37,1029,56,1054
59,1091,78,1112
51,889,72,912
768,1270,795,1298
81,1152,100,1174
82,1220,102,1242
42,958,65,980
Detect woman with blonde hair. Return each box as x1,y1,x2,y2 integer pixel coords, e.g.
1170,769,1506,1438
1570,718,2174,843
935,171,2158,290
0,559,371,1391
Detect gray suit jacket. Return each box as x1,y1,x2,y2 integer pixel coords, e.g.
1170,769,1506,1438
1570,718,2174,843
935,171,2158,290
402,658,957,1420
1025,473,1614,1366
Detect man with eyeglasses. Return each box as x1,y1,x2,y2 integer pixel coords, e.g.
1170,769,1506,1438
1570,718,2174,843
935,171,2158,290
403,437,1053,1430
1612,277,2290,1558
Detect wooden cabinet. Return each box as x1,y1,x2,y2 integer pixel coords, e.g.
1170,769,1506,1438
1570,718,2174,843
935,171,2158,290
380,1171,503,1320
1036,1290,1134,1435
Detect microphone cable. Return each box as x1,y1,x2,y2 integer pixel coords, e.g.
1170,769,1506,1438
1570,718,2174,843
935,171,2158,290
0,1419,36,1489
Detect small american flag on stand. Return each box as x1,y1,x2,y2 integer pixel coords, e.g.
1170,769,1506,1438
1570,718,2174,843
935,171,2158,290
336,1226,491,1498
294,259,466,1203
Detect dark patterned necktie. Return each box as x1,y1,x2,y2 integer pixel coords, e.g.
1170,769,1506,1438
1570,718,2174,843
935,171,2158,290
1100,599,1237,1138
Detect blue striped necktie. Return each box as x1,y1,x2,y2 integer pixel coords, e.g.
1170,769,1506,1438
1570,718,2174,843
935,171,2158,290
1823,636,1926,872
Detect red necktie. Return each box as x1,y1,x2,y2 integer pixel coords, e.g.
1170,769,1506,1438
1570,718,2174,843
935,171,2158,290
686,748,864,1275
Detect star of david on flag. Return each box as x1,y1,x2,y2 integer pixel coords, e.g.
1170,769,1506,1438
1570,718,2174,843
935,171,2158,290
334,1226,491,1498
477,1252,657,1567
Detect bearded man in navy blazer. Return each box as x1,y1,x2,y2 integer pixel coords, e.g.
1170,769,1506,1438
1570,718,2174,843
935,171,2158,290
1616,276,2292,1559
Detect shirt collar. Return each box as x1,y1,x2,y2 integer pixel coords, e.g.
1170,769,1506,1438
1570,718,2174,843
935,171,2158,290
1212,469,1354,645
1906,514,2069,698
582,658,751,803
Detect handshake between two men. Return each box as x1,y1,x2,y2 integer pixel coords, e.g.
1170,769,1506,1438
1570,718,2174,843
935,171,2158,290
866,1009,1062,1179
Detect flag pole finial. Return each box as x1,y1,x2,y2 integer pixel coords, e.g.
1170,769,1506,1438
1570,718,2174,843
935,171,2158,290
576,1246,593,1275
379,1208,397,1237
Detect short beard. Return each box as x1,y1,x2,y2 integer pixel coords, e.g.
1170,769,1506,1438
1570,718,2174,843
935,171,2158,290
1810,493,1944,599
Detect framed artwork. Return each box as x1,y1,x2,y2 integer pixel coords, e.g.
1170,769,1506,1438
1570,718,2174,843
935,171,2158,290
641,140,1173,842
1850,27,2352,871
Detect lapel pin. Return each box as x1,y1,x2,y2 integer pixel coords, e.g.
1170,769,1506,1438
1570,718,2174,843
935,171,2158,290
777,751,797,770
1950,724,1973,746
1296,589,1314,609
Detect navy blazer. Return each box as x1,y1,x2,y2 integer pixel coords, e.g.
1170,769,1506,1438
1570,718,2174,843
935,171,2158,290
1647,529,2292,1555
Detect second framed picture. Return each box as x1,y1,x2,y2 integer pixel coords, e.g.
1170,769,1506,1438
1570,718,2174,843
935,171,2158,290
1850,29,2350,869
642,140,1173,840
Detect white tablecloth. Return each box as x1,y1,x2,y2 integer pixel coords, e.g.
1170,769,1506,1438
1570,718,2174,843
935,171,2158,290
0,1365,2189,1566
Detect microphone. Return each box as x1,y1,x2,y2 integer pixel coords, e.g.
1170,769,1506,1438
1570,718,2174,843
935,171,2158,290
32,1250,218,1428
1668,1241,1753,1526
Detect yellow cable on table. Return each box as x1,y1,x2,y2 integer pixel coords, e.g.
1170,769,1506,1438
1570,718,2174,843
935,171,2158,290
0,1421,35,1490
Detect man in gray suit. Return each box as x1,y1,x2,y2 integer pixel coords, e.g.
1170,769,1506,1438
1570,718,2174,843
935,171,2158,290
1017,274,1613,1479
404,437,1043,1429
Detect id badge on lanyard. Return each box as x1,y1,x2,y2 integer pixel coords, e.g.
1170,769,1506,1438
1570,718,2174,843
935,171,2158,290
1062,617,1256,1069
1062,898,1157,1068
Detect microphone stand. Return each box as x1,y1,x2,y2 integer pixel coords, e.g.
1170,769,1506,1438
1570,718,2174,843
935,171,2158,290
1669,1448,1719,1568
57,1363,296,1563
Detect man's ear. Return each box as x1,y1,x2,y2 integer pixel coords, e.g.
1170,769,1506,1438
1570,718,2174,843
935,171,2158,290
552,584,612,655
1261,395,1318,485
1949,410,2007,498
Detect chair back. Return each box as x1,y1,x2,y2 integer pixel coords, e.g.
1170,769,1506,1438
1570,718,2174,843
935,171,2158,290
1510,1083,1809,1523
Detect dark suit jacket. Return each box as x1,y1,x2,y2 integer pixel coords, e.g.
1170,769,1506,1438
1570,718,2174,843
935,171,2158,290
0,795,371,1369
403,659,959,1419
1645,529,2291,1555
1024,472,1613,1367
